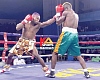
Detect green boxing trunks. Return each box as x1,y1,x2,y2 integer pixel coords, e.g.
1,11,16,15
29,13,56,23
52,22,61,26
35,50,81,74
53,27,81,56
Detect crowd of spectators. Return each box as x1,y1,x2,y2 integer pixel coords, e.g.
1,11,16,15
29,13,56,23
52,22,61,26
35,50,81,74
0,22,17,33
78,26,100,32
79,35,100,53
80,37,100,55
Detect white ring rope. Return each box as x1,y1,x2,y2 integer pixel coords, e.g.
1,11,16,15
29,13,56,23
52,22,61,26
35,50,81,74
0,54,99,59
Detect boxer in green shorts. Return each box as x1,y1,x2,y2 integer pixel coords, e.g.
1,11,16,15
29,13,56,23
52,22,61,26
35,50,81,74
47,2,90,78
54,29,80,56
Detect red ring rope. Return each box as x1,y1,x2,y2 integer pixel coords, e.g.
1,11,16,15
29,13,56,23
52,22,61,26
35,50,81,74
0,40,100,44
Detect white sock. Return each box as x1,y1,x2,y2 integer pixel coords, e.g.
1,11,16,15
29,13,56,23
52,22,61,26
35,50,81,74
51,69,55,71
83,69,88,72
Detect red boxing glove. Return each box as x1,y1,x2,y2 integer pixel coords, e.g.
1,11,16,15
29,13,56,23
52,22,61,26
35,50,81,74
21,14,33,25
55,4,64,17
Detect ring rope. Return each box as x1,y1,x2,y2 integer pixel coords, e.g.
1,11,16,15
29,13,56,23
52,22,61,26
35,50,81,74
0,46,100,51
0,32,58,38
0,40,100,45
0,40,57,44
79,41,100,44
0,32,100,37
0,53,100,59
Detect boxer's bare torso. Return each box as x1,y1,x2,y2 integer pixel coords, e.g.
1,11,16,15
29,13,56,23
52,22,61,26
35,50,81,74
22,22,40,39
17,22,41,40
56,10,79,29
16,18,55,40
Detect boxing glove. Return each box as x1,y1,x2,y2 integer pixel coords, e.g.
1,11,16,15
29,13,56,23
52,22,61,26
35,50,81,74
21,14,33,25
55,4,64,17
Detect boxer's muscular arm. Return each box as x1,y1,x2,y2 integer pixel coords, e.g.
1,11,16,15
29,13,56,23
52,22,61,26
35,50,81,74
16,23,25,31
56,11,68,25
16,14,32,31
40,18,55,28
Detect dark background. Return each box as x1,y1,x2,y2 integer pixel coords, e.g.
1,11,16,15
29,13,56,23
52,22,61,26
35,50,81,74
0,0,43,20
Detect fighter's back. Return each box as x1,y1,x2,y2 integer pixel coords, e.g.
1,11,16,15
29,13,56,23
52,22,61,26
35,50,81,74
63,10,79,29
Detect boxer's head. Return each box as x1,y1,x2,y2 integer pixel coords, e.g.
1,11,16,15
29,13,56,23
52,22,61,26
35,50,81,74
62,2,72,10
32,12,40,22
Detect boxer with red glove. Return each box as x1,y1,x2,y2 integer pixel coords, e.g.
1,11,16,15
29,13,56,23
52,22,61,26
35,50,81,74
21,14,33,25
47,2,90,79
53,4,64,21
1,11,56,77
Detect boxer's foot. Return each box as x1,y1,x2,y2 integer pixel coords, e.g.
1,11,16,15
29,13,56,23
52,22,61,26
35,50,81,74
47,71,55,78
0,64,10,73
84,71,90,78
42,66,50,77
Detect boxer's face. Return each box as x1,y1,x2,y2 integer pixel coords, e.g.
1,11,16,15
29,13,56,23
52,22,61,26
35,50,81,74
32,14,40,22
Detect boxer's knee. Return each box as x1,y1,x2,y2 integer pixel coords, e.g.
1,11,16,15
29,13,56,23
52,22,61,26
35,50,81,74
76,56,85,62
76,56,82,59
7,53,14,59
52,52,58,56
31,50,39,58
33,54,40,59
5,53,14,65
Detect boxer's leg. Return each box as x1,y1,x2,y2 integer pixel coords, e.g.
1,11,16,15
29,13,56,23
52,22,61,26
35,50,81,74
69,33,90,78
31,46,50,75
76,56,90,78
6,53,15,64
48,52,58,78
1,53,14,73
48,32,68,78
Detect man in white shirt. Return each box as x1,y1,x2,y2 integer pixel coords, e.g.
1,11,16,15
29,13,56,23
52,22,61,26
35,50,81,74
13,58,26,66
